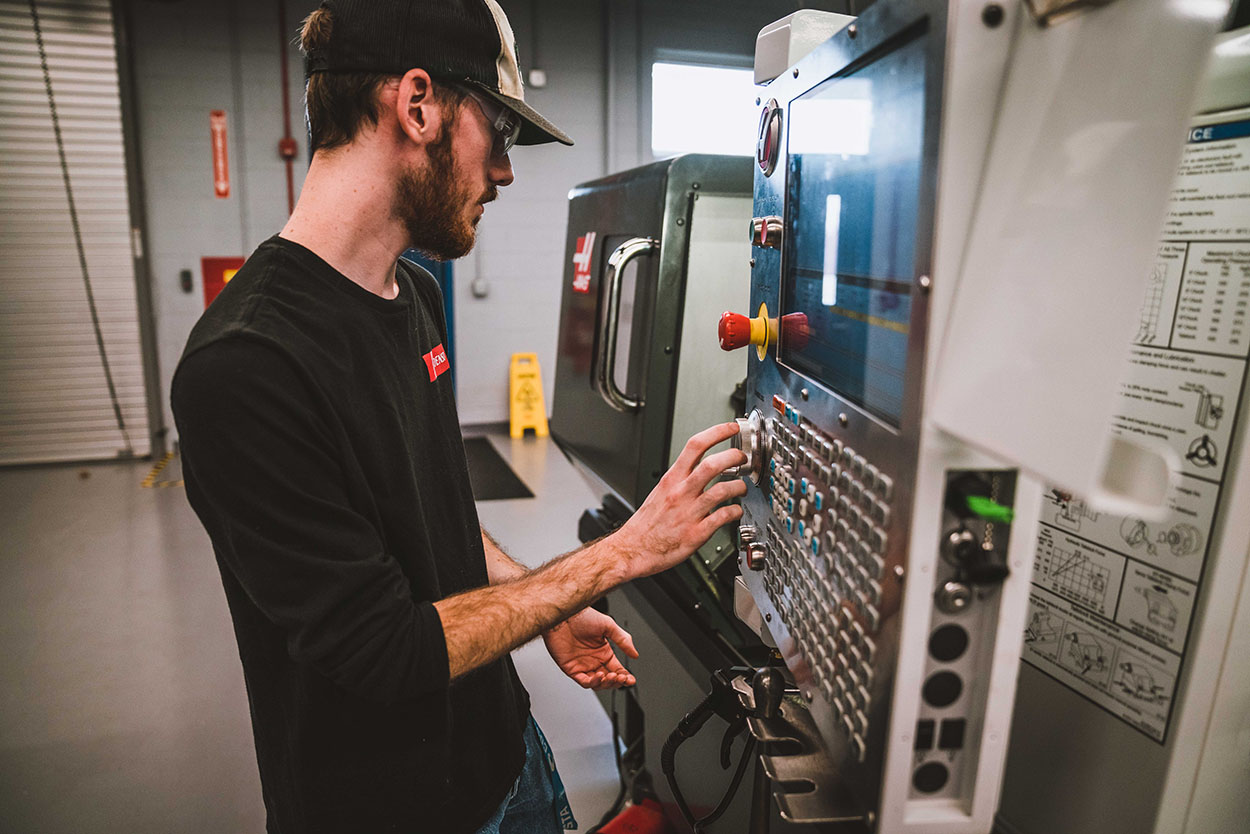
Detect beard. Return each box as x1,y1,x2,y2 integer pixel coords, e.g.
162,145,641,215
395,118,496,262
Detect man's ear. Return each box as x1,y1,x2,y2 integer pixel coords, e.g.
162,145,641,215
395,68,441,147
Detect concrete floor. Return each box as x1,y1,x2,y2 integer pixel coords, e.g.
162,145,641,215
0,431,619,833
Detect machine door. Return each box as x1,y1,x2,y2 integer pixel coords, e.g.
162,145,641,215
551,168,670,507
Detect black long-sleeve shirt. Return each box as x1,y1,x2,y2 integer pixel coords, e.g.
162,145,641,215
172,236,528,833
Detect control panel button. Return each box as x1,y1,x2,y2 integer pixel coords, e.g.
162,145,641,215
878,473,894,500
718,310,766,351
922,671,964,708
913,762,949,794
914,719,936,751
750,214,784,248
938,718,966,750
756,99,782,177
929,624,971,662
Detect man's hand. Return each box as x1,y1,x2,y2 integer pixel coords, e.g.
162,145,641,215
611,422,747,580
435,422,746,682
542,608,639,690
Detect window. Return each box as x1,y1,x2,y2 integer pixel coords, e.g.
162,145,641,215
651,62,758,157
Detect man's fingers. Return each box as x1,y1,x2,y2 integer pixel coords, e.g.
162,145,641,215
672,421,740,475
597,671,636,690
699,503,744,537
690,448,748,489
609,624,639,659
700,478,747,511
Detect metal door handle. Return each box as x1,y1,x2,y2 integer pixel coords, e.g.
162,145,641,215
595,236,658,412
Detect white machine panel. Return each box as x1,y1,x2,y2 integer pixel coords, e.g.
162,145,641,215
997,28,1250,832
731,3,1228,833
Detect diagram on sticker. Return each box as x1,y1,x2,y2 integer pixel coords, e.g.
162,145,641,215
1025,610,1062,645
1180,382,1224,430
1047,490,1101,532
1115,658,1172,706
1186,434,1219,469
1119,518,1204,559
1137,585,1179,631
1134,263,1167,345
1065,632,1109,677
1049,548,1110,609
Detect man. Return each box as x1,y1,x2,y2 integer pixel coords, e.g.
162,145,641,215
170,1,746,832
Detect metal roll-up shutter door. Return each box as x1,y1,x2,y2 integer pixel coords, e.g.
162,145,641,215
0,0,151,464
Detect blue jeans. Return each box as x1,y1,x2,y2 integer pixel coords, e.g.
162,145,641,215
474,717,571,834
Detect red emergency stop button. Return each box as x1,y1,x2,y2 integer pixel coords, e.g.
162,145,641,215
719,303,774,360
719,311,753,350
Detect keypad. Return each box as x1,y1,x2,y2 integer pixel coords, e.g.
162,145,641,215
760,397,898,761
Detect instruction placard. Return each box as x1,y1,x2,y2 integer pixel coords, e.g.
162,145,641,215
1022,115,1250,743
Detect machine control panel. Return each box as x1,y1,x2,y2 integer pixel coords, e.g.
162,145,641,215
730,2,1037,827
750,395,896,762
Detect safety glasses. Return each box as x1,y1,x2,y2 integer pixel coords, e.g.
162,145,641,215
459,86,521,158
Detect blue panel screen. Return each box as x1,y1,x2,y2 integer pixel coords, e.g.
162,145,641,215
781,32,927,428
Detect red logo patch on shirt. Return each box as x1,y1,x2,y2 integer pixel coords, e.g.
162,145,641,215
571,232,595,293
423,344,450,382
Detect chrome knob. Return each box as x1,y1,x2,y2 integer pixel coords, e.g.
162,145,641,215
746,542,768,571
935,581,973,615
732,410,764,484
750,216,784,248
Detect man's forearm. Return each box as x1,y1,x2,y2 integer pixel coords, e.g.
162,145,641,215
436,421,746,682
435,537,625,679
481,527,529,584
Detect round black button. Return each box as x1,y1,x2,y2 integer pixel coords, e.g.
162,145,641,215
922,671,963,707
913,762,949,794
929,624,970,662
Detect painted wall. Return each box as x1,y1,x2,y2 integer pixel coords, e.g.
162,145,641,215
125,0,848,434
127,0,310,440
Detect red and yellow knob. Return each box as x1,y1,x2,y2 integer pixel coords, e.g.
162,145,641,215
719,303,775,360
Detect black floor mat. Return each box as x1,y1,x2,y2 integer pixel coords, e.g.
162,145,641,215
463,436,534,501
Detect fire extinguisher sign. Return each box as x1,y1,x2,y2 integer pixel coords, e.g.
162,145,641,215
210,110,230,199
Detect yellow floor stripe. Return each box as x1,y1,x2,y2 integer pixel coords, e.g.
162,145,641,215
141,450,184,489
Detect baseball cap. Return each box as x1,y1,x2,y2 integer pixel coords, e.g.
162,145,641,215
304,0,573,147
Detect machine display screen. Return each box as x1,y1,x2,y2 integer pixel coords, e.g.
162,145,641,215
781,32,927,428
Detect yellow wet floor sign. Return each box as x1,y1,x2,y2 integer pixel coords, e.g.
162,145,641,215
509,353,549,438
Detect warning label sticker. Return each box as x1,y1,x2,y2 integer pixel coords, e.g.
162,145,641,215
1022,116,1250,743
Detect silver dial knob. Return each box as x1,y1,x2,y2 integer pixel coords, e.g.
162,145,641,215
745,542,768,571
732,410,764,483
